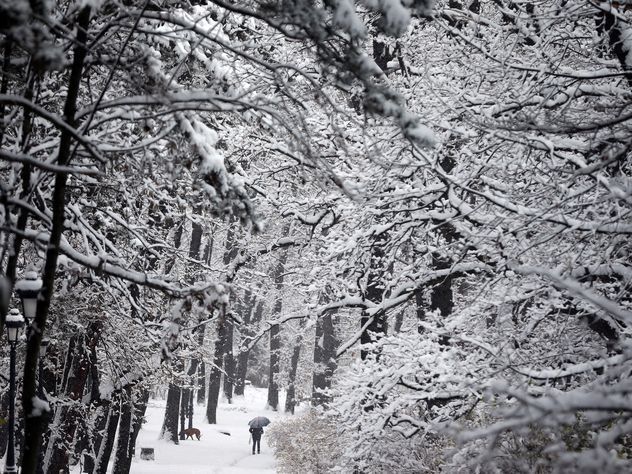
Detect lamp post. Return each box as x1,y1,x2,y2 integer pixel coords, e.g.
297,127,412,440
38,338,50,398
4,309,24,474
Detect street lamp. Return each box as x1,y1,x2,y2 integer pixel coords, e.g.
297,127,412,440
4,308,24,474
14,271,42,327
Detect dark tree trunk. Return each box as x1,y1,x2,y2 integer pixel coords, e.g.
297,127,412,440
233,347,250,397
93,392,121,474
82,403,109,473
234,295,262,397
416,155,457,342
79,340,103,472
223,319,234,404
185,221,206,413
361,235,387,360
127,389,149,469
111,385,133,473
46,320,102,473
267,323,281,411
268,248,289,410
285,336,302,414
206,313,227,424
197,361,206,405
393,310,405,333
179,382,188,440
164,221,184,274
74,345,102,474
597,9,632,85
188,390,194,429
207,222,238,422
312,311,338,407
184,349,201,428
197,230,214,404
160,382,181,443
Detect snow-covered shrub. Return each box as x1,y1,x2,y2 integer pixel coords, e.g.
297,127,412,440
266,410,342,473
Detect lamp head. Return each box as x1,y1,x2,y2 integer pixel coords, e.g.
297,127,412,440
5,308,25,343
14,271,42,325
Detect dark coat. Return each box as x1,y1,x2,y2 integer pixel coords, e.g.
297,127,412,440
249,427,263,440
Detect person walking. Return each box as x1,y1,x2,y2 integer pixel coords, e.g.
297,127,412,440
249,426,263,454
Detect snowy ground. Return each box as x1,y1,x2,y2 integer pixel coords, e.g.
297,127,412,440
129,388,280,473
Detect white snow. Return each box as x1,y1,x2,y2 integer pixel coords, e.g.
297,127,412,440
129,387,281,473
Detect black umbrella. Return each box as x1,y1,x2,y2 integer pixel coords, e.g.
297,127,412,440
248,416,271,429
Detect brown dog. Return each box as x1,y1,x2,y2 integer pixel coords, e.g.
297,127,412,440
180,428,201,440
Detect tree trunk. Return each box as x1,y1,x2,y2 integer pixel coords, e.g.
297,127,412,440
234,294,262,397
223,319,234,404
416,155,456,341
268,322,281,411
45,320,102,473
130,388,149,450
160,382,181,443
597,8,632,85
285,336,302,414
393,310,405,333
184,355,200,429
312,311,338,407
93,392,121,474
111,385,133,473
233,346,250,397
197,231,215,406
206,313,227,424
361,235,387,360
188,390,194,429
268,248,289,410
207,222,238,422
197,361,206,405
179,381,188,440
185,221,206,413
82,403,109,474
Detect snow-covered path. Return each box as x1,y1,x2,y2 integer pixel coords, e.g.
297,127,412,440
130,388,279,473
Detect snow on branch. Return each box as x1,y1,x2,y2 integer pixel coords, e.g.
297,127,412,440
509,263,632,325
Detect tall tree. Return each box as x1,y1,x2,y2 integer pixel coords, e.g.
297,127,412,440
267,247,290,411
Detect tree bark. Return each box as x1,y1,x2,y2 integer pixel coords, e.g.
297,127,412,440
267,323,281,410
45,319,101,473
416,155,457,342
361,235,387,360
206,312,227,424
197,361,206,405
82,402,109,474
179,381,187,440
267,248,289,410
285,334,302,414
197,231,215,406
160,382,181,443
93,391,121,474
111,385,133,473
184,221,205,413
312,311,337,407
234,294,262,396
222,319,234,404
130,388,149,451
206,222,238,422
